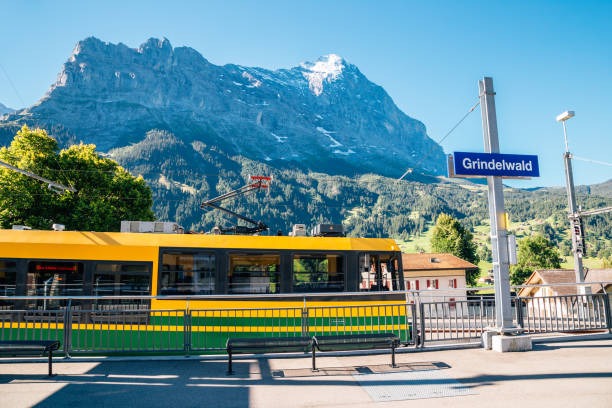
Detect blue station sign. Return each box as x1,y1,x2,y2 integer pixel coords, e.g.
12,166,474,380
453,151,540,178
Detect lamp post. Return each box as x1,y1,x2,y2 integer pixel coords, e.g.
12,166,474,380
556,111,589,295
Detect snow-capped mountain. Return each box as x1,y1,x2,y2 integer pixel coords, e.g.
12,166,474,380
2,37,445,176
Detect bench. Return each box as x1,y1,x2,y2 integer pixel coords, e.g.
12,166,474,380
226,336,312,374
0,340,61,376
312,333,400,371
225,333,401,374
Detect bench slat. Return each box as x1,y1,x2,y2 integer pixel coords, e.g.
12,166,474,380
227,337,312,353
313,333,400,351
0,340,60,354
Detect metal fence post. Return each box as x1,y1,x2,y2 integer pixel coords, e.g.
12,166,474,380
516,297,524,330
63,299,72,358
301,308,309,336
603,293,612,334
419,302,425,348
184,309,191,355
411,303,418,347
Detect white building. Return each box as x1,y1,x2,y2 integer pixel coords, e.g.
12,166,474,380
402,253,478,302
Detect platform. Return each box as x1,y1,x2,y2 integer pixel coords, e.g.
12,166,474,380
0,339,611,407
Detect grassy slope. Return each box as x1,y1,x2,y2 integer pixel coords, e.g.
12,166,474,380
394,224,434,253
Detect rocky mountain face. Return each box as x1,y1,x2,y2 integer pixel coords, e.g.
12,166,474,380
0,103,14,117
2,37,445,177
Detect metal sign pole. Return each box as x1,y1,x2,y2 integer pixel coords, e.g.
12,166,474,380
478,77,515,331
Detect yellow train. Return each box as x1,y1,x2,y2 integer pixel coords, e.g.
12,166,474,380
0,229,406,310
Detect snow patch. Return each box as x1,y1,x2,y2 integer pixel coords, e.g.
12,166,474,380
315,114,324,120
301,54,345,96
232,81,243,86
264,156,272,161
316,126,342,147
384,122,394,133
333,149,356,155
242,71,262,87
271,132,287,143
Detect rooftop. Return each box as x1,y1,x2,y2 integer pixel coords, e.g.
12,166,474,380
402,252,478,271
518,268,612,297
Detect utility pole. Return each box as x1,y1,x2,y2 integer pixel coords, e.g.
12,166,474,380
478,77,515,331
557,112,589,295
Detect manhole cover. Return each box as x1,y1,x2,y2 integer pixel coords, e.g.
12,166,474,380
353,369,476,401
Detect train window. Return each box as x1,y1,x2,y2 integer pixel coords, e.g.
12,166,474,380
293,254,344,292
359,254,400,292
160,251,215,295
228,253,280,294
26,261,84,309
0,261,17,307
93,263,150,297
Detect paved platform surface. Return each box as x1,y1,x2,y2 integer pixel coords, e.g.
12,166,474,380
1,339,611,408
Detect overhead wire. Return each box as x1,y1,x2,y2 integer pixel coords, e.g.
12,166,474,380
397,100,480,181
0,62,26,108
571,155,612,168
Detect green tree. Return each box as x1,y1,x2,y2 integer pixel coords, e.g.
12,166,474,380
0,126,155,231
430,213,480,285
510,235,562,285
477,244,492,263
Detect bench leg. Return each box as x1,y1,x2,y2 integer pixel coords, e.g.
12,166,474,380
312,343,318,372
227,348,234,375
48,350,53,376
391,344,398,368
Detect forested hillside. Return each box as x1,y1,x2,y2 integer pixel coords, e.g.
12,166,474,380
109,129,612,259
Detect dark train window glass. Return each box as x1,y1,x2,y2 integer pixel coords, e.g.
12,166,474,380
228,253,280,294
293,254,344,292
0,261,17,307
93,263,150,297
26,261,84,309
160,251,215,295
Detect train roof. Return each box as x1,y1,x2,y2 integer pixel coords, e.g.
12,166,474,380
0,230,400,252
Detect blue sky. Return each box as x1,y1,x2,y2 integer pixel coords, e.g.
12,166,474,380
1,0,611,188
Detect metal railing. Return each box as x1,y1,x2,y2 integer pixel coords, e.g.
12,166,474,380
68,309,187,354
189,307,304,351
307,303,414,344
517,294,610,334
0,309,64,344
0,283,610,355
418,298,497,344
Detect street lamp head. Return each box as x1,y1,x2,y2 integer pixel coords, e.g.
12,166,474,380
556,110,575,122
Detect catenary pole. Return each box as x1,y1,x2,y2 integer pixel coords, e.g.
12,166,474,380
561,120,589,295
478,77,515,331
